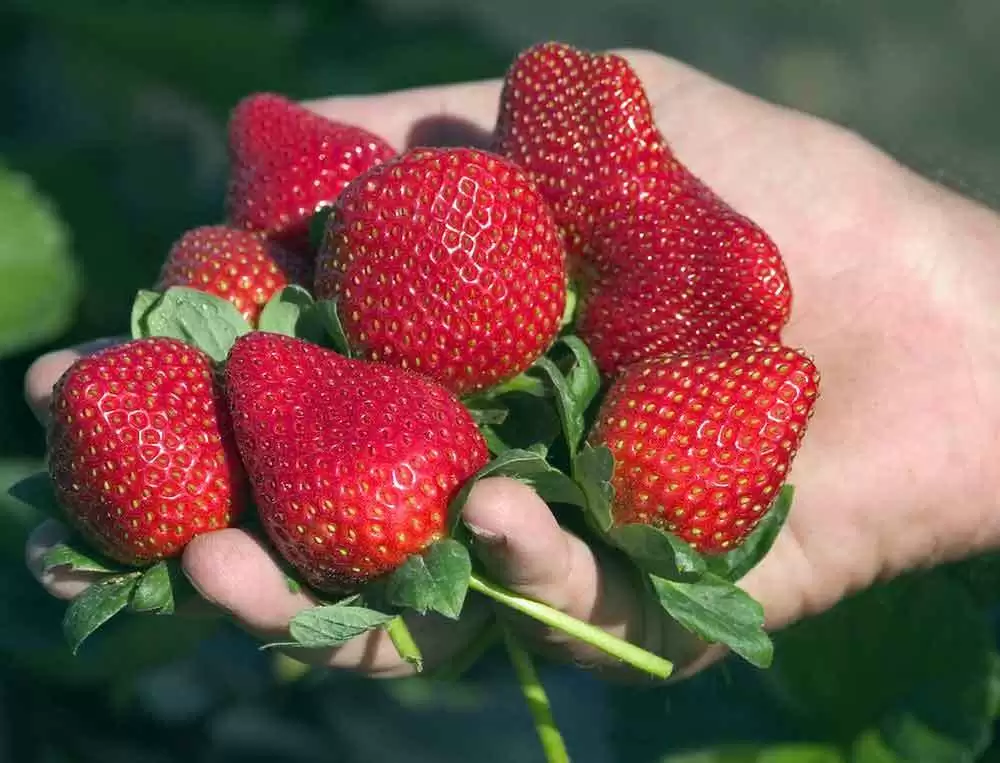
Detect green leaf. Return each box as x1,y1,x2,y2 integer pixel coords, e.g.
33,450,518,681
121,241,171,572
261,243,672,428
133,286,251,361
708,486,795,582
309,205,334,253
286,604,395,648
485,371,548,399
765,571,995,761
529,336,601,459
309,299,353,357
482,391,562,455
0,164,79,357
256,285,316,337
449,448,587,532
63,573,141,654
464,400,509,427
129,561,176,614
650,571,772,668
43,539,125,575
608,523,705,579
129,289,162,339
383,539,472,619
572,444,615,533
660,744,845,763
6,471,63,519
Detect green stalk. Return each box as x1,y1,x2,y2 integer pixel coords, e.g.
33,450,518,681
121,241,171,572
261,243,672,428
385,616,423,672
502,623,571,763
468,573,673,679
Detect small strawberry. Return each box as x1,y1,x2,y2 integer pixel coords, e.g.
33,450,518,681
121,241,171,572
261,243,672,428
226,93,396,254
224,331,490,593
47,337,247,566
494,42,791,376
156,225,313,326
315,146,567,397
589,345,819,553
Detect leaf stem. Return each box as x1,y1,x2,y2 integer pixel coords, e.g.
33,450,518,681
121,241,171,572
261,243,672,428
468,573,673,679
385,616,423,672
501,623,571,763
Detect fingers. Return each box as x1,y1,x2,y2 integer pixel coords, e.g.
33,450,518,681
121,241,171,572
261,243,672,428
462,477,707,676
26,519,106,599
181,528,489,677
24,338,125,424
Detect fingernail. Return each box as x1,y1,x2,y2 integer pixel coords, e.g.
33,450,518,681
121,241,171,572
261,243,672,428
462,520,506,546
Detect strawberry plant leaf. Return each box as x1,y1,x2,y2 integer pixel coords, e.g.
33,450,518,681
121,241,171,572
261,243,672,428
609,524,706,579
529,336,600,459
135,286,251,361
0,164,79,357
308,205,334,253
650,571,772,668
130,289,163,339
482,391,562,455
464,400,509,427
310,299,353,357
257,285,315,337
572,444,615,533
6,471,63,519
383,539,472,619
708,485,795,582
285,604,395,648
63,573,141,654
486,371,548,399
129,561,176,614
43,538,125,575
449,448,587,532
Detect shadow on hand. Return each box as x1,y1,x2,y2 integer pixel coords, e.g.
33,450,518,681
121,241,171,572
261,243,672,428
406,115,494,151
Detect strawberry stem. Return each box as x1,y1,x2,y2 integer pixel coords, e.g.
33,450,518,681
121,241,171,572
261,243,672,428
467,573,673,679
384,616,423,672
501,622,571,763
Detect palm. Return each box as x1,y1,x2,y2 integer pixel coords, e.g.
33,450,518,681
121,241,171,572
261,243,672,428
26,50,1000,677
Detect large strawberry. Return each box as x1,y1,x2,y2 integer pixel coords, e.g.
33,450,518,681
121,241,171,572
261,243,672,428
226,93,396,254
156,225,313,326
314,146,567,397
589,344,819,553
47,337,247,565
493,42,791,376
224,331,490,593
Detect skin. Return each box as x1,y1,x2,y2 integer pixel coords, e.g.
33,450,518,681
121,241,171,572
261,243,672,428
22,49,1000,680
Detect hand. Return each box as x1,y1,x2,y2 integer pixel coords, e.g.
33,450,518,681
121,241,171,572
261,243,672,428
23,50,1000,680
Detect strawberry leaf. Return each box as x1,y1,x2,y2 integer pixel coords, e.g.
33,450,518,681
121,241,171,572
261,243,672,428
63,573,142,654
308,205,334,253
650,571,772,668
130,289,162,339
6,471,63,519
529,336,601,459
284,604,395,648
383,538,472,620
309,299,353,357
449,448,587,532
129,561,177,614
43,538,125,575
133,286,252,362
464,400,509,427
708,485,795,582
257,285,315,338
572,444,615,533
608,524,706,580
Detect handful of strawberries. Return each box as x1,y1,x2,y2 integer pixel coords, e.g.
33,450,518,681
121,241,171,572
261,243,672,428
11,41,820,761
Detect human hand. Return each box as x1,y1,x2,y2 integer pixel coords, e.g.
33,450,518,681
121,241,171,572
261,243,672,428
23,49,1000,680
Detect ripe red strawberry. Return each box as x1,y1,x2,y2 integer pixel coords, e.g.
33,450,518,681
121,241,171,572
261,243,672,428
47,337,247,565
226,93,396,254
156,225,313,326
589,345,819,553
493,42,791,377
224,331,490,593
314,146,567,397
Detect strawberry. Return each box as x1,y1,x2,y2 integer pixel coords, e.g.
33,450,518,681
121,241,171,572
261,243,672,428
588,345,819,553
224,331,490,593
314,146,567,397
226,93,396,254
47,337,247,566
493,42,791,377
156,225,313,326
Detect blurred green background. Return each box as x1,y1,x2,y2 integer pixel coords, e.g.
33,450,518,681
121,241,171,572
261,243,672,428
2,2,999,761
